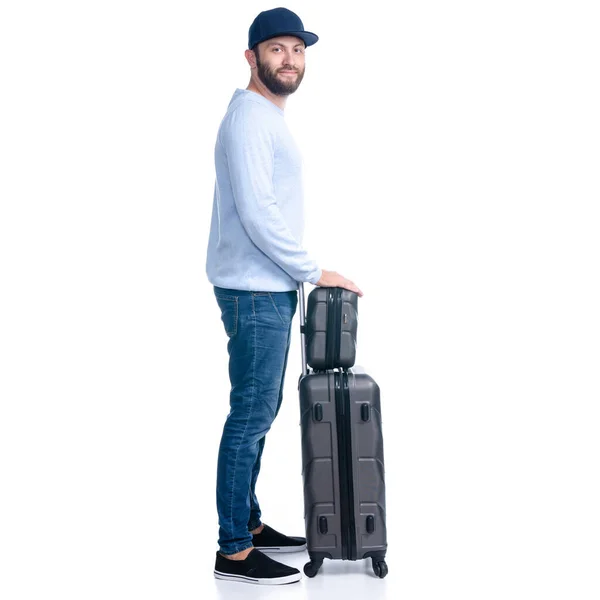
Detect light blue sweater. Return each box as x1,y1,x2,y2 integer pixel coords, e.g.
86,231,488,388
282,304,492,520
206,89,322,292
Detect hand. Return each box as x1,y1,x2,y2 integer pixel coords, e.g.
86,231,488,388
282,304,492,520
316,270,363,297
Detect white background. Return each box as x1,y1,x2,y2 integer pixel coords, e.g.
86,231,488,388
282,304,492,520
1,1,599,599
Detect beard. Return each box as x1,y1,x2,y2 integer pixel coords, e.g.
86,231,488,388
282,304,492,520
256,52,305,96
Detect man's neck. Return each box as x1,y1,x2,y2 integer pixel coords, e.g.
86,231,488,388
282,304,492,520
246,80,287,111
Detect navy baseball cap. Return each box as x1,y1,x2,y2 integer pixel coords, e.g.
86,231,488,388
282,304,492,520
248,7,319,50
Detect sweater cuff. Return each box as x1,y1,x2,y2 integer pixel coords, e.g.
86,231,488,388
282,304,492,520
306,268,322,285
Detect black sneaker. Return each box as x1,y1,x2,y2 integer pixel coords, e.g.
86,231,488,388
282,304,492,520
214,548,301,585
251,524,307,553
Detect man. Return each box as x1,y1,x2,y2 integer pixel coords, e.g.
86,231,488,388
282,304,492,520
206,7,363,585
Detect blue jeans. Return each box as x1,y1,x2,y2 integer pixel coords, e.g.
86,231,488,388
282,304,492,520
213,286,298,555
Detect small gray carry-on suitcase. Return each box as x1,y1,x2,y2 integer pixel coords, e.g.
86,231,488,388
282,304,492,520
305,287,358,370
298,283,388,578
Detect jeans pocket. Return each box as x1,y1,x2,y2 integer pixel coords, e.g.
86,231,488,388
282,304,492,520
215,294,238,337
266,291,296,327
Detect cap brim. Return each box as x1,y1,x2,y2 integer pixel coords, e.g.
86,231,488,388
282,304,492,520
254,31,319,48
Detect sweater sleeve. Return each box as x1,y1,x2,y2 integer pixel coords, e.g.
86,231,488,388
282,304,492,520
219,105,322,285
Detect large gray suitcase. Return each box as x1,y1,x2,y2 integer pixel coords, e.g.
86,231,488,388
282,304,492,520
298,284,388,578
305,287,358,370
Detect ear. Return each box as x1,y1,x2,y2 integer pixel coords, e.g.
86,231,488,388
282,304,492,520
245,48,257,69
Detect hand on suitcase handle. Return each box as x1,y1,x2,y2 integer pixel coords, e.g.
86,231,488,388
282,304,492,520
316,270,363,297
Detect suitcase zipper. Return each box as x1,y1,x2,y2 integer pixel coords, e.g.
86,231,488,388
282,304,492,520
343,371,357,560
326,290,335,369
335,371,357,560
327,288,343,369
335,288,343,366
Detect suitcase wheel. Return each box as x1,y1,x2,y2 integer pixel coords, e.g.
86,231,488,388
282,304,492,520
371,558,388,579
303,560,323,578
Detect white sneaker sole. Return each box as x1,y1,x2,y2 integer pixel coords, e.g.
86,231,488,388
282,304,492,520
214,570,302,585
255,543,307,553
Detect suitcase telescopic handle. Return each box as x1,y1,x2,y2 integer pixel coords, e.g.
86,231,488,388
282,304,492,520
298,282,308,377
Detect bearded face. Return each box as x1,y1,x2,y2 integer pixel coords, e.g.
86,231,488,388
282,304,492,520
254,43,306,96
